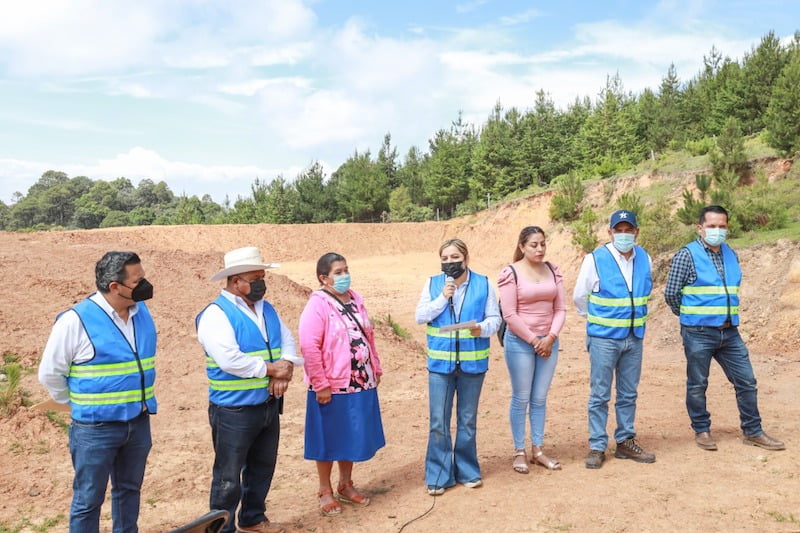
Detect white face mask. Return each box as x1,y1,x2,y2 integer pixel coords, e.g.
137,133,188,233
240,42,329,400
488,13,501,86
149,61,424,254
612,233,635,253
703,228,727,247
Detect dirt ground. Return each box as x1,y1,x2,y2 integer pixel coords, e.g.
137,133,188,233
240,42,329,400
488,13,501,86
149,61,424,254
1,175,799,532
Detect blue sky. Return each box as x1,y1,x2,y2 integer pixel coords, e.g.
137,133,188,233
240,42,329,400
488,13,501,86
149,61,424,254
1,0,798,205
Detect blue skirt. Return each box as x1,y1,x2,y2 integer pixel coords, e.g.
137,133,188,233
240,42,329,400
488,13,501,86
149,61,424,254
304,388,385,462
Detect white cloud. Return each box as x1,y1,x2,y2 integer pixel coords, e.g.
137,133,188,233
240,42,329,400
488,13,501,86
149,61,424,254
499,9,542,26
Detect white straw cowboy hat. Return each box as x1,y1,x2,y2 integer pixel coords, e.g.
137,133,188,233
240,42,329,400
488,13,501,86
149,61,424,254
210,246,279,282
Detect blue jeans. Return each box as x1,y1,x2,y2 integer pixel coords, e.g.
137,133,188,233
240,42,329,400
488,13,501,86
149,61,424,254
69,412,152,533
587,333,643,450
503,330,559,449
681,325,762,436
209,400,281,533
425,368,485,488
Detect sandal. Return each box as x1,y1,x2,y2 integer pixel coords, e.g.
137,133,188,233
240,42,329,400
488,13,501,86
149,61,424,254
531,447,562,470
512,450,529,474
318,487,342,516
337,480,370,507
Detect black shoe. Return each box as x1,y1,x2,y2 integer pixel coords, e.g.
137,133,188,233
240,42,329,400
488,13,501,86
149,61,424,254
585,449,606,469
614,437,656,463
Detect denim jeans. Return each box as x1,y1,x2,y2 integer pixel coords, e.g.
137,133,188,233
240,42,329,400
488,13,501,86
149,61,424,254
69,412,152,533
425,368,485,488
209,400,281,533
681,325,762,436
587,333,643,450
503,330,559,449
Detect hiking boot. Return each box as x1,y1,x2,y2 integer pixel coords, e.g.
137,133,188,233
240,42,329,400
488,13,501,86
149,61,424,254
585,449,606,469
614,437,656,463
237,520,285,533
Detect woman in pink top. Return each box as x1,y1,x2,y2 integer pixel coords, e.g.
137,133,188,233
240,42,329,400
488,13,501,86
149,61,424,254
498,226,566,474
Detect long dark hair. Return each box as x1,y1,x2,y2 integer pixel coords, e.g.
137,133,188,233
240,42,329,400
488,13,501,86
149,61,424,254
316,252,346,284
513,226,545,262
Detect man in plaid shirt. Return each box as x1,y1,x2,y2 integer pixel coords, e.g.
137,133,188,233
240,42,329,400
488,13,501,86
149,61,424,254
664,205,784,452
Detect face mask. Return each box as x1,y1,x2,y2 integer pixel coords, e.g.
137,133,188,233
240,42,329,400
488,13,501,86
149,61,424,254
703,228,727,247
243,279,266,302
441,261,466,279
122,278,153,302
331,273,351,293
612,233,636,253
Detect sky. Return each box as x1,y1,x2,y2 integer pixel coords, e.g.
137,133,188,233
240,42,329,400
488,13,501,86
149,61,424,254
1,0,798,205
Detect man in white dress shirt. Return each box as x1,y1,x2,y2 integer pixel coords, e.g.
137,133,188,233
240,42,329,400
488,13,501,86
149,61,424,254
196,246,301,533
39,251,157,533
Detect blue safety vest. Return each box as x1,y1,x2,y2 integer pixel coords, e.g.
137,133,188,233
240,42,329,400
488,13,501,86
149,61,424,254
426,271,490,374
197,295,282,406
586,245,652,339
66,297,157,422
680,240,741,327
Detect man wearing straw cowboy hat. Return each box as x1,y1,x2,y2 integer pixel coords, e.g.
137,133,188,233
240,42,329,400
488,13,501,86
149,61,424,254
196,246,302,533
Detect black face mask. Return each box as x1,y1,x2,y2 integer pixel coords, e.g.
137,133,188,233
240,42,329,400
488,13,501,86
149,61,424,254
441,261,466,279
125,278,153,302
243,279,267,302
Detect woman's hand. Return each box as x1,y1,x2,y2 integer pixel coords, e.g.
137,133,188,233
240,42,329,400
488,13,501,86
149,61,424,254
316,387,332,405
442,280,456,300
532,335,555,358
375,373,382,386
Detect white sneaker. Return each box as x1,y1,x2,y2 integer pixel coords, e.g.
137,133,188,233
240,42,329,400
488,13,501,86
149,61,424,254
427,486,445,496
463,479,482,489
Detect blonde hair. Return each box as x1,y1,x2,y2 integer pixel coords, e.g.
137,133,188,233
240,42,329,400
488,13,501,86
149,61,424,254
439,238,469,259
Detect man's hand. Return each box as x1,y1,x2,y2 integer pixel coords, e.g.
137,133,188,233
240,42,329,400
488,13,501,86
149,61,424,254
267,360,294,380
269,378,290,398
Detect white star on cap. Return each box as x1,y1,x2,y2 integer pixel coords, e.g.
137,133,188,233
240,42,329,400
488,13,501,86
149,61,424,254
619,212,628,218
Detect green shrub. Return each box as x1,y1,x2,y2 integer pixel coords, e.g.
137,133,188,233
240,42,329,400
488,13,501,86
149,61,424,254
616,192,643,216
686,137,715,156
549,173,584,222
571,207,599,253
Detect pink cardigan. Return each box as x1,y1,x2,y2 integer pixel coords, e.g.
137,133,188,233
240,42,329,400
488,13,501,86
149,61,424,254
299,289,383,392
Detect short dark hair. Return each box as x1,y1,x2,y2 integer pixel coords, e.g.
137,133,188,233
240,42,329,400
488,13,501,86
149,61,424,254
316,252,346,281
699,205,729,225
95,251,141,292
513,226,545,262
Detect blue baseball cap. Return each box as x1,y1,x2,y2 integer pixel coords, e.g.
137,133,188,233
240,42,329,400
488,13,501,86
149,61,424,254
609,209,638,228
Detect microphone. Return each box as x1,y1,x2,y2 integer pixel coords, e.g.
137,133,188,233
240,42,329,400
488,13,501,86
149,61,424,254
445,275,455,306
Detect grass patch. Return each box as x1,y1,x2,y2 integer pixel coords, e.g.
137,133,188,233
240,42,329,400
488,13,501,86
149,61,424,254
0,364,22,416
45,411,70,433
767,511,800,525
0,514,66,533
385,314,411,339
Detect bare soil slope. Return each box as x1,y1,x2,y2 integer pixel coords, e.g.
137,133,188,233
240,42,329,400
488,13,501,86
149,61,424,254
1,174,799,532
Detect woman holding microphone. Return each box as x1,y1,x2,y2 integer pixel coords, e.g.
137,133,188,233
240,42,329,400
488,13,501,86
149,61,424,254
415,239,501,495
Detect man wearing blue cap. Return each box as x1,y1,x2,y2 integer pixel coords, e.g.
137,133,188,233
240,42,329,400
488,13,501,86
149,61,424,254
664,205,784,452
573,210,656,469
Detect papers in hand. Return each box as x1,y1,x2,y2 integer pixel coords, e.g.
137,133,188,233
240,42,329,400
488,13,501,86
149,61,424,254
438,320,478,332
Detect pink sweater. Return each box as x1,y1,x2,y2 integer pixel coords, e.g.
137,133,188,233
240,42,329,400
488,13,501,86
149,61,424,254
498,263,566,345
299,289,383,392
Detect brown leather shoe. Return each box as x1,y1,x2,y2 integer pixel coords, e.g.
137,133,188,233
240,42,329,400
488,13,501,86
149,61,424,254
743,432,785,451
237,520,285,533
695,431,717,451
614,438,656,463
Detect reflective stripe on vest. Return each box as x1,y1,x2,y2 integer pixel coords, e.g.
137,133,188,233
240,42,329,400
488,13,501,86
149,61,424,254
586,245,652,339
426,271,490,374
197,295,282,406
679,241,741,326
66,297,157,422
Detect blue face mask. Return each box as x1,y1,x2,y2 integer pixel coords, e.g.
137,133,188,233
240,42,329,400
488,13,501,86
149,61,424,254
612,233,636,253
331,273,351,293
703,228,727,247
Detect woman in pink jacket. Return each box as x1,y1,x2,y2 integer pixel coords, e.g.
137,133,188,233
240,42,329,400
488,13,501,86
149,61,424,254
299,252,385,517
